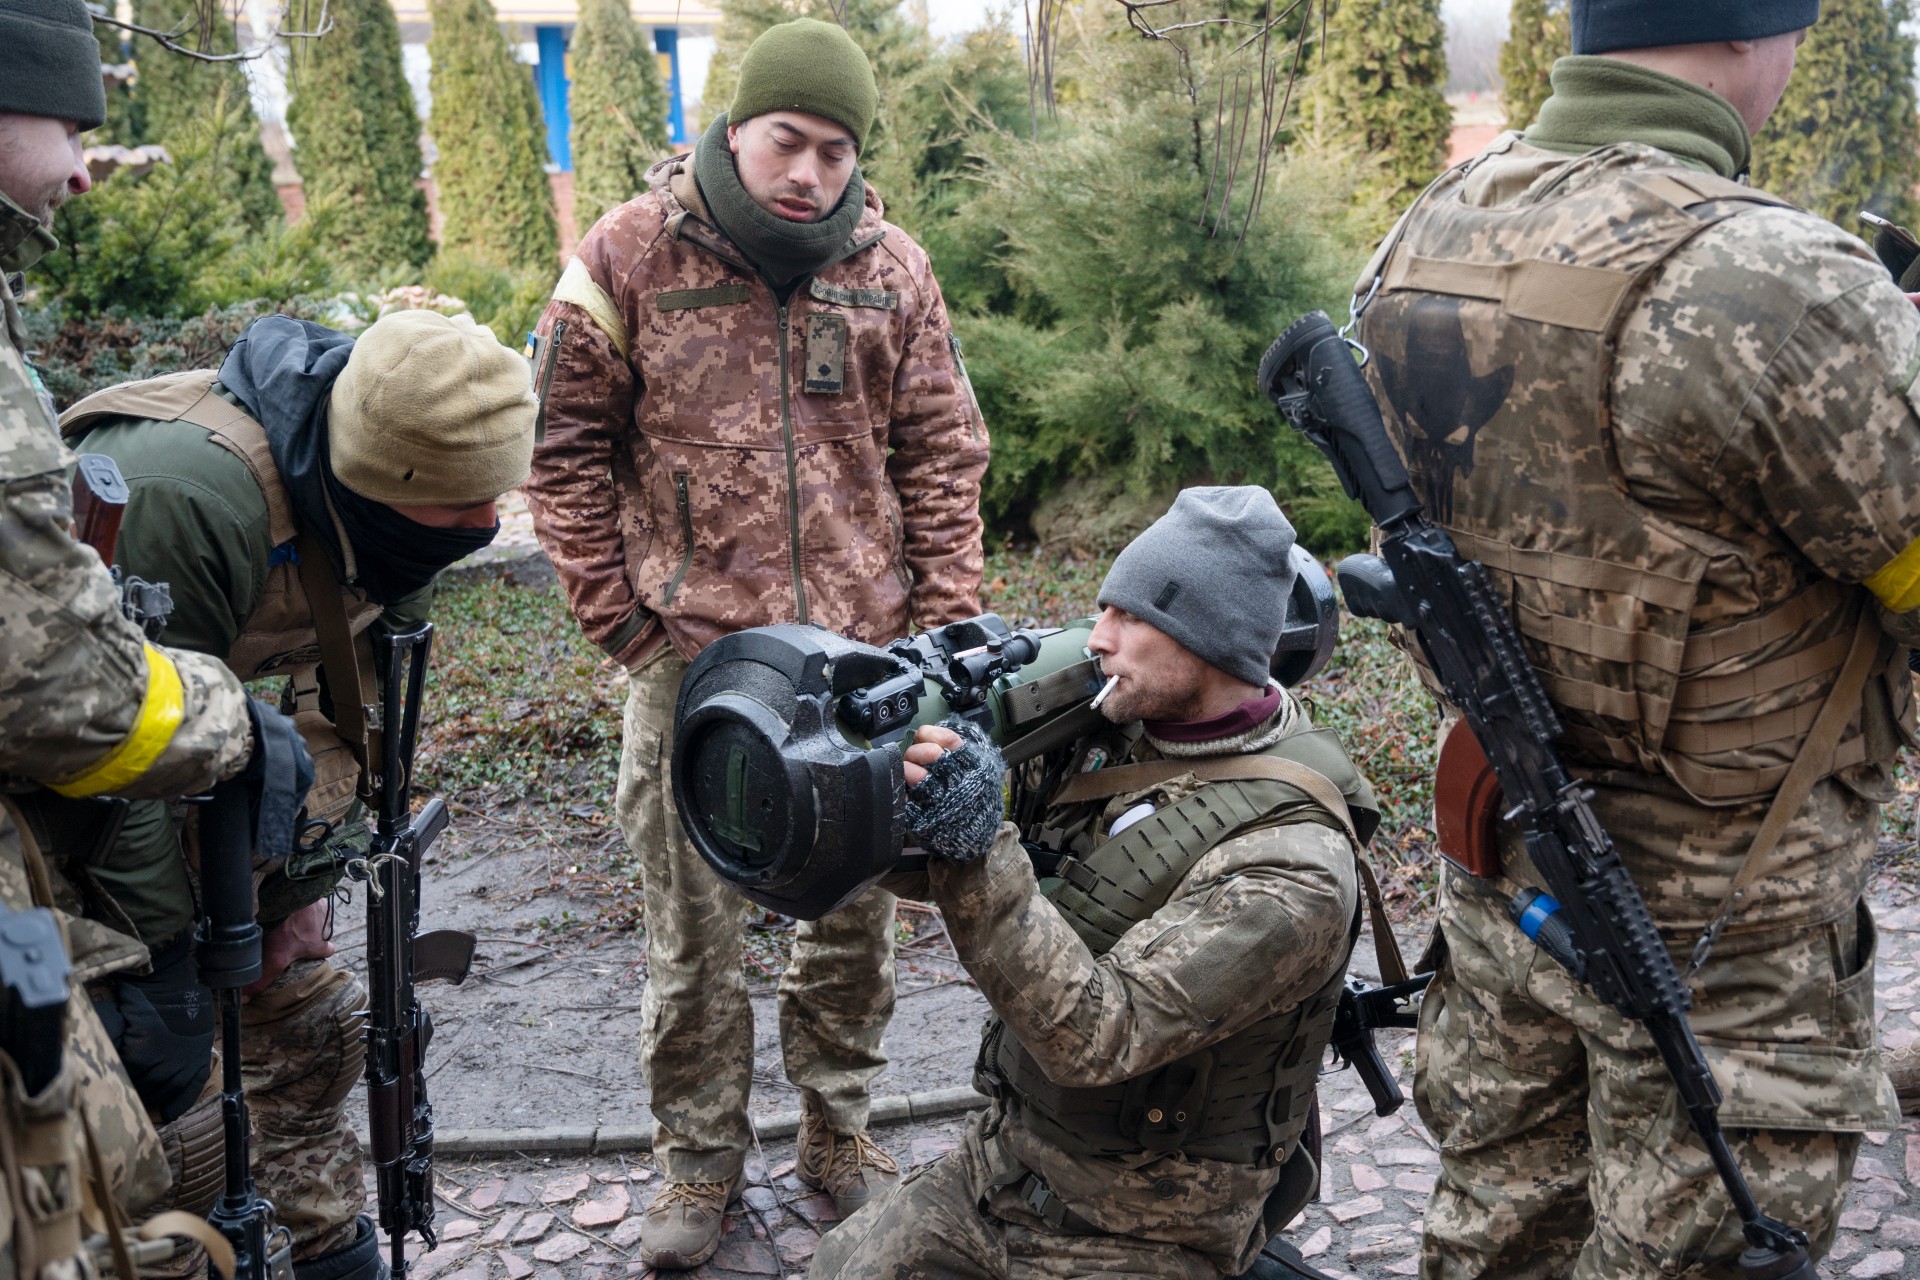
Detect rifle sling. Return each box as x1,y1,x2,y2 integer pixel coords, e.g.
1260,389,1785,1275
1686,604,1889,974
1050,756,1409,986
295,534,382,796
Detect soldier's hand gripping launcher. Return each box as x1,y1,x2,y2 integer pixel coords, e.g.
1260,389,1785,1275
671,554,1339,922
1259,310,1817,1280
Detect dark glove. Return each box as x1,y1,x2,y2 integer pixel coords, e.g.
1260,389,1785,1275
902,718,1006,863
91,931,213,1121
241,699,316,870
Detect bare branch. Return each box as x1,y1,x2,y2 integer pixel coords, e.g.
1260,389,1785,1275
88,0,332,63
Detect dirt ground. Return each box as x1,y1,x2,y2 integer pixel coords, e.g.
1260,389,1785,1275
323,801,1920,1280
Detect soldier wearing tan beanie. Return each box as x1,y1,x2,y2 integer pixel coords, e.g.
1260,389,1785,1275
56,307,538,1280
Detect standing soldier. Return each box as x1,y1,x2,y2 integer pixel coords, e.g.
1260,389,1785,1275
1351,2,1917,1275
55,308,538,1280
0,0,270,1268
525,17,990,1270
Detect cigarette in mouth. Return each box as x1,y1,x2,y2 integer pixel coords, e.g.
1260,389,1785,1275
1089,674,1120,712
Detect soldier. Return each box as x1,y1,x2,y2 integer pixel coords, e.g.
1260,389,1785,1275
1347,2,1917,1275
0,0,274,1269
524,16,990,1270
47,308,539,1280
813,488,1383,1280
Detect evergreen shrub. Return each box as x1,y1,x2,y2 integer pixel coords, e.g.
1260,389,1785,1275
569,0,671,227
1499,0,1569,130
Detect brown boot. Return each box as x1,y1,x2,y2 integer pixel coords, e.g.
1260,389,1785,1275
1889,1039,1920,1118
639,1174,740,1270
796,1094,902,1218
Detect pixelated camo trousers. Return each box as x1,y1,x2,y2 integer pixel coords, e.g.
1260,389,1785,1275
242,956,368,1261
619,650,897,1183
1416,877,1895,1280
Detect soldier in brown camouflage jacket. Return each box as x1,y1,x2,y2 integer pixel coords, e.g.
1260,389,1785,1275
524,18,988,1270
1353,3,1920,1277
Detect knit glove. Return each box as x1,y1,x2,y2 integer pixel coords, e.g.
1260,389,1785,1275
902,717,1006,863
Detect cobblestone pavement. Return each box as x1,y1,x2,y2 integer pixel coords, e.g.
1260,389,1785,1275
371,885,1920,1280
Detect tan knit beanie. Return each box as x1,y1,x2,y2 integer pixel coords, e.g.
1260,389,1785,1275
328,310,538,505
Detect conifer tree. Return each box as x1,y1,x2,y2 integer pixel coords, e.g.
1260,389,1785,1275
127,0,282,230
1753,0,1919,228
1499,0,1568,129
286,0,433,274
427,0,560,273
1308,0,1451,234
94,25,145,145
568,0,671,227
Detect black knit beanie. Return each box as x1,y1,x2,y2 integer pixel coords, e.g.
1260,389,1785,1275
1572,0,1820,54
0,0,107,129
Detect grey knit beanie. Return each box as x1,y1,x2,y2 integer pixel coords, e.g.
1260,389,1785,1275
0,0,107,130
1097,486,1297,688
1572,0,1819,54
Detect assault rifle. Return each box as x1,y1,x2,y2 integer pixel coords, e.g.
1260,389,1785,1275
360,624,474,1279
197,701,310,1280
71,453,172,637
1259,311,1817,1280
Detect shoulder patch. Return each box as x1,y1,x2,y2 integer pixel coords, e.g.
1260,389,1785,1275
552,257,631,361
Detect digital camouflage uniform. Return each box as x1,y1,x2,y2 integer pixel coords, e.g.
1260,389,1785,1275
54,372,436,1263
1351,59,1916,1280
0,192,253,1272
527,148,989,1182
814,698,1370,1280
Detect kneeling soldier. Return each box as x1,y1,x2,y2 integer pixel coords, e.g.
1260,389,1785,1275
814,488,1382,1279
39,309,537,1280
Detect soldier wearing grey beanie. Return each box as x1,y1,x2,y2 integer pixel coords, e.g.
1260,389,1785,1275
1095,486,1298,688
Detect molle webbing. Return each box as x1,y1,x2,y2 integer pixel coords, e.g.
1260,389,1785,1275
1362,148,1900,805
981,964,1346,1167
982,730,1381,1168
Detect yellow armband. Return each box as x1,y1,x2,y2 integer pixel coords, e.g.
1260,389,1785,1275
1865,536,1920,614
49,643,186,797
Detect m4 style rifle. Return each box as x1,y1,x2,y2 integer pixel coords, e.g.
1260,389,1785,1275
359,624,475,1279
1259,310,1817,1280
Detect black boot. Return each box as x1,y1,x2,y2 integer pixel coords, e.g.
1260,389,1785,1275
292,1216,389,1280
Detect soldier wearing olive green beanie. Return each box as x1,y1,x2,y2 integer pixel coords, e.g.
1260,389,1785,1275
728,17,878,152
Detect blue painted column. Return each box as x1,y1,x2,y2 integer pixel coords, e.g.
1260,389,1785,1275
654,26,686,145
534,24,572,169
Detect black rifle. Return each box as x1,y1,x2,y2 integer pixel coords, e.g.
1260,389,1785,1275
361,624,474,1279
1329,974,1426,1116
197,703,305,1280
1259,310,1816,1280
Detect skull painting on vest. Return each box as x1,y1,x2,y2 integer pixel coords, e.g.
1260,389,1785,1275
1356,141,1914,806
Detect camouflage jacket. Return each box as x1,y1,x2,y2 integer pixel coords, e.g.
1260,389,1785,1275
920,701,1361,1269
1362,79,1920,937
0,193,251,803
525,152,989,665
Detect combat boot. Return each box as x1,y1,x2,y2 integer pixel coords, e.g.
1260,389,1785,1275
795,1093,901,1218
292,1215,389,1280
1888,1039,1920,1117
639,1173,741,1269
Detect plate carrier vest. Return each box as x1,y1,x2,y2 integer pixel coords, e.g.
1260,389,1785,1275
1355,142,1913,805
976,726,1383,1176
59,370,383,830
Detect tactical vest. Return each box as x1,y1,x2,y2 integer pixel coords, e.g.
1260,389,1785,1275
1355,143,1912,805
976,726,1380,1171
59,371,380,828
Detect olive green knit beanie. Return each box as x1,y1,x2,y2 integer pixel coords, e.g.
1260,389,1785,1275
328,311,537,506
728,18,878,151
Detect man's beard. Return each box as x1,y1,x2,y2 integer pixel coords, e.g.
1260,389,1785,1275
1098,667,1210,725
